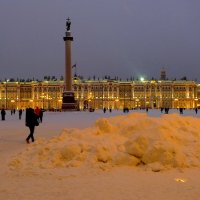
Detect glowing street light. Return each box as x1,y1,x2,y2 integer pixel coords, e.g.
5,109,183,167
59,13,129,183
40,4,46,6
5,79,9,109
40,93,46,109
140,77,144,82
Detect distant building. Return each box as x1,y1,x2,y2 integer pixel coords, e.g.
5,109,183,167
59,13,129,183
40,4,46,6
0,77,199,110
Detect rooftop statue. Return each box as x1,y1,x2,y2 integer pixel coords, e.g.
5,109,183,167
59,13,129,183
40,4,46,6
66,18,71,31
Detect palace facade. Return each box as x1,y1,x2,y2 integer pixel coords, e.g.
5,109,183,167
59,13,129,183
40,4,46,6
0,77,199,110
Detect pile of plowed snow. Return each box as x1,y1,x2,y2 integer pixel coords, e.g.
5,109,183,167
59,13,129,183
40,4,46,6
10,113,200,171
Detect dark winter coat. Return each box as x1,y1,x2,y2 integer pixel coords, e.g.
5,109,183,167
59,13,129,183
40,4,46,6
25,108,38,127
1,109,6,116
1,109,6,120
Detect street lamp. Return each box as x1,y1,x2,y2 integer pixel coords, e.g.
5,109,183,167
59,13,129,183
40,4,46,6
89,92,92,109
123,85,126,109
48,96,52,110
11,100,15,109
40,93,46,109
115,98,119,110
29,99,33,108
5,79,9,109
102,85,104,109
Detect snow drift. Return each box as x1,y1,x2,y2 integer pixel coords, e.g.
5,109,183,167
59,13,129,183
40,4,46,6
9,113,200,171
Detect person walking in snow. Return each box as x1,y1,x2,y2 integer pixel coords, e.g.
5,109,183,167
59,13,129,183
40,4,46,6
164,108,169,114
1,108,6,121
25,108,39,143
39,109,43,123
19,109,22,120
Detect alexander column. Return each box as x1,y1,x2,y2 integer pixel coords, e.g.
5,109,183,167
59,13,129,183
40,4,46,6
62,18,77,110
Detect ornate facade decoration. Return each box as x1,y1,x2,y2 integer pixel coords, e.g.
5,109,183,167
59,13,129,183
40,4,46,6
0,78,199,110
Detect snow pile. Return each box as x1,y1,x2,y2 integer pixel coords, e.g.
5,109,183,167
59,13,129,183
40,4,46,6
9,113,200,171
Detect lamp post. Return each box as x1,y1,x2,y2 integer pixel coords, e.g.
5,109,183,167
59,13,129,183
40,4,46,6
5,83,7,110
115,98,119,110
11,100,15,109
123,85,126,109
89,92,92,109
5,79,9,109
102,85,104,109
93,89,96,109
29,99,33,108
48,96,52,110
40,93,46,109
194,98,198,108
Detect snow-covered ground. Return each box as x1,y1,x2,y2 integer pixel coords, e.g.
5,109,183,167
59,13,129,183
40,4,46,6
0,109,200,200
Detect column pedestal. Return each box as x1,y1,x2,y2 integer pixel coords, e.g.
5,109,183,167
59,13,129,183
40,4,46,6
62,91,78,110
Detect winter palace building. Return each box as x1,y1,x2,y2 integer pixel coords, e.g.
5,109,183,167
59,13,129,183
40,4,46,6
0,75,199,110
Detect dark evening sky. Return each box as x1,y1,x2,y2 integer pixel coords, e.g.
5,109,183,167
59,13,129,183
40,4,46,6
0,0,200,81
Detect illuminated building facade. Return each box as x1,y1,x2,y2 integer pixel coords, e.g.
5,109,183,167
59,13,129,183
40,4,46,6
0,78,199,110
